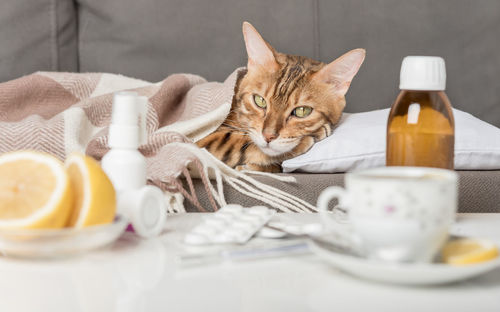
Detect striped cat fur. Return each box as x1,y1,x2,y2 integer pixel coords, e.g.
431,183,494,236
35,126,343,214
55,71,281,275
198,22,365,172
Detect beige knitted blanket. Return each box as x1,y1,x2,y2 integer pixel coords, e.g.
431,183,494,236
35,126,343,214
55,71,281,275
0,70,316,213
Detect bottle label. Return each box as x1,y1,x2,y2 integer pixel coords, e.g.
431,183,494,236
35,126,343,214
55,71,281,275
407,103,421,124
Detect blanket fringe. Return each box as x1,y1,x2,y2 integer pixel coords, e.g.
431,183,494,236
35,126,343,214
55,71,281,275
226,177,297,212
239,170,297,183
192,158,220,211
233,170,317,212
164,191,186,213
174,143,317,213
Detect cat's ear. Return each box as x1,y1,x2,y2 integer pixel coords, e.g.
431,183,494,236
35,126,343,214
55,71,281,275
242,22,279,72
313,48,365,96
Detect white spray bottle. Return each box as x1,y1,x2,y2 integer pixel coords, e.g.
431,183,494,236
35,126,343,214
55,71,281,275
102,91,167,238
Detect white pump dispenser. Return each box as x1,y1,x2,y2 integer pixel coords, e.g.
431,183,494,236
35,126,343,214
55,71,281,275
102,92,167,238
104,92,147,191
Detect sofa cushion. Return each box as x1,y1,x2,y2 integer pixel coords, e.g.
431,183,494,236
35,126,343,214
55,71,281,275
77,0,317,82
0,0,78,81
186,172,500,213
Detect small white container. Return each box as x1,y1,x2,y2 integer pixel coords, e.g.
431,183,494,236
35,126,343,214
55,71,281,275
118,186,167,238
102,92,148,193
102,92,167,238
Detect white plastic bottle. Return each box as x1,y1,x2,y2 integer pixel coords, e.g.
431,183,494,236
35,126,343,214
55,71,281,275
102,92,147,191
102,92,167,238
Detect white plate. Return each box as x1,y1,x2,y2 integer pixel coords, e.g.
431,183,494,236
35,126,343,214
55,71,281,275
0,215,128,258
310,239,500,285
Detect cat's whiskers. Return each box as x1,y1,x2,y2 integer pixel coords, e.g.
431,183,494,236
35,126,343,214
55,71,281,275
220,122,251,134
196,23,363,173
278,137,299,143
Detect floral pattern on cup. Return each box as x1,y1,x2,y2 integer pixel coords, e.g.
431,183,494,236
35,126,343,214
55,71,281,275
317,166,458,262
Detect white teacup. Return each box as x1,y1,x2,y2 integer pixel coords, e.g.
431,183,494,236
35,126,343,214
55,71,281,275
317,166,458,262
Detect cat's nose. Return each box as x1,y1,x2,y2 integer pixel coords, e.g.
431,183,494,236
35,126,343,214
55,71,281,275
262,131,278,143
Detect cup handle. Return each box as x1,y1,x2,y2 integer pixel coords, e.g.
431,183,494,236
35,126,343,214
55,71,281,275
317,186,348,231
317,187,363,250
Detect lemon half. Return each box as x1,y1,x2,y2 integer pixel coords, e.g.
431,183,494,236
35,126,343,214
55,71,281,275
65,153,116,228
0,151,73,230
441,238,499,265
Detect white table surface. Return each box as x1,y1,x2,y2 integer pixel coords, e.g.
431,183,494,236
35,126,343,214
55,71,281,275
1,213,499,312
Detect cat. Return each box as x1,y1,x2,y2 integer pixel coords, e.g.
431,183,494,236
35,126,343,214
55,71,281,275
197,22,365,172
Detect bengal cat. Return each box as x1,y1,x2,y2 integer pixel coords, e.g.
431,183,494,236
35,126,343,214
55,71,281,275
197,22,365,172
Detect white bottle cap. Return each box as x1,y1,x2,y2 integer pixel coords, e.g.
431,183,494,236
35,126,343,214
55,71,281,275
119,186,167,238
109,92,148,149
399,56,446,91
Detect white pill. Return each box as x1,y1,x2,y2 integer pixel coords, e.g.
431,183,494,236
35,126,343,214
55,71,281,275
302,223,323,235
267,221,286,229
240,214,262,221
184,233,208,245
239,214,263,226
257,227,287,238
214,212,235,222
212,234,232,244
236,233,252,243
221,204,243,214
247,206,270,216
225,227,249,238
192,225,218,236
283,224,303,235
204,218,227,228
231,220,254,231
223,234,240,242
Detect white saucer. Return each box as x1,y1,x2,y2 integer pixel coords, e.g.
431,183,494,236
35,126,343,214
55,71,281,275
0,215,128,258
310,239,500,285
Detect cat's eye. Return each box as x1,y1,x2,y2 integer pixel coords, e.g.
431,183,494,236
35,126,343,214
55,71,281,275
292,106,313,118
253,94,267,109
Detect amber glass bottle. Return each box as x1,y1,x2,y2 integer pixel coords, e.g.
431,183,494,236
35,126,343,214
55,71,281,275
386,57,454,169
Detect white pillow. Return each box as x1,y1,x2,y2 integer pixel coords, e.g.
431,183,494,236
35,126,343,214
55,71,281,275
282,108,500,173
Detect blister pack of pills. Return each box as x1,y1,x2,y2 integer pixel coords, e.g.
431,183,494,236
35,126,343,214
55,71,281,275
183,205,275,245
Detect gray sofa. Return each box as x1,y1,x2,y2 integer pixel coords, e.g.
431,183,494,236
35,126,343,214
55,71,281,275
1,0,499,212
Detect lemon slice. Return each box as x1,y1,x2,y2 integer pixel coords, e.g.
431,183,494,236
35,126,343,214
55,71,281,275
65,153,116,228
0,151,73,230
441,238,499,265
